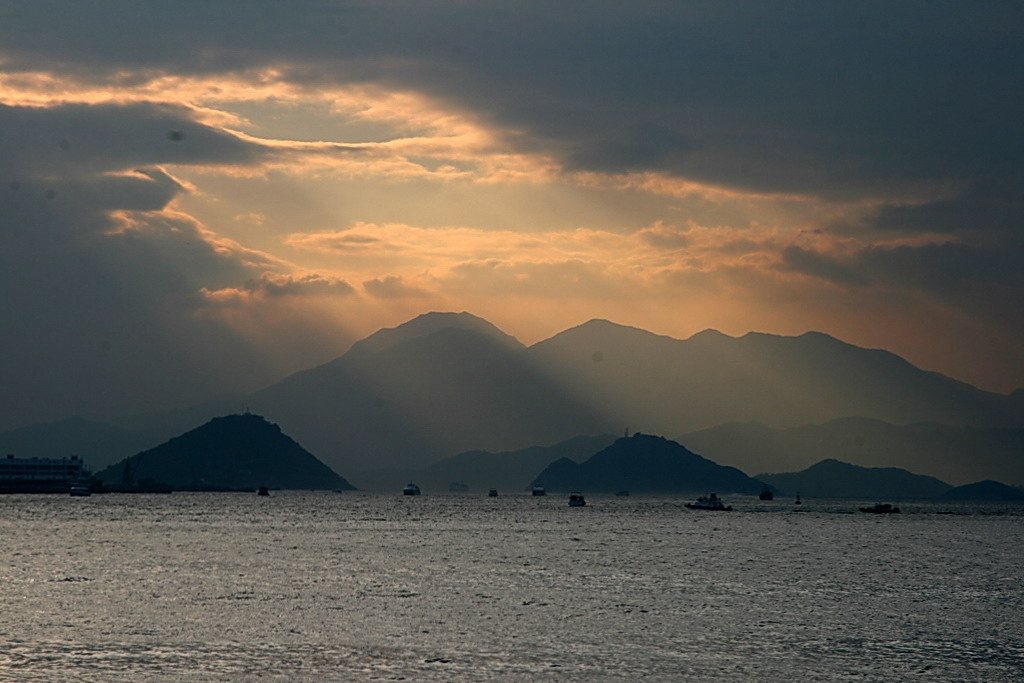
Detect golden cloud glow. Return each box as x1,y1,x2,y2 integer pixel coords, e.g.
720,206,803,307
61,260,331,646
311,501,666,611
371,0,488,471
0,68,558,183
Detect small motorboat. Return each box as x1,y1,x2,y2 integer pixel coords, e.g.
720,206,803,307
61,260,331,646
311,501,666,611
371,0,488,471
615,490,630,497
860,503,900,513
257,486,269,496
403,483,421,496
69,484,92,497
568,492,586,507
487,488,498,497
531,485,546,496
684,493,732,511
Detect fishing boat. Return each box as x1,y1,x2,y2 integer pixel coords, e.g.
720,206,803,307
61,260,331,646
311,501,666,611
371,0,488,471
859,503,900,513
684,493,732,511
488,488,498,497
403,483,421,496
257,486,269,496
568,492,586,507
759,486,774,501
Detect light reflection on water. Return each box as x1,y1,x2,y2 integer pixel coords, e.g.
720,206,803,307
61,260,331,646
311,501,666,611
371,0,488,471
1,492,1022,681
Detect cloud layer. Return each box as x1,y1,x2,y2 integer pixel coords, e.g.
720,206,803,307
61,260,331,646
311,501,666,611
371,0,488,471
0,1,1021,427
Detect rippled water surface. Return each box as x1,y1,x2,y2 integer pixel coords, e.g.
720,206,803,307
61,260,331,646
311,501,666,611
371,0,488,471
1,492,1022,681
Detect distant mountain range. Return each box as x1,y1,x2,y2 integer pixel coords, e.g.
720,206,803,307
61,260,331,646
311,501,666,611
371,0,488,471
756,459,952,499
5,311,1023,483
680,418,1024,486
238,313,1023,478
357,434,619,493
533,433,766,494
95,413,353,491
757,459,1024,501
941,480,1024,501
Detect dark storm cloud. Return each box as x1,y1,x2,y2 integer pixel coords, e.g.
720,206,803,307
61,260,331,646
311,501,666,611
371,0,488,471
871,178,1024,236
783,241,1024,294
2,1,1021,199
781,246,865,286
0,100,292,430
1,0,1022,420
0,102,260,177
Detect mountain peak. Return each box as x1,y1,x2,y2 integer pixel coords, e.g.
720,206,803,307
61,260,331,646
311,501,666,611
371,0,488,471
533,318,676,351
533,432,764,494
686,329,735,343
347,311,522,356
96,413,354,491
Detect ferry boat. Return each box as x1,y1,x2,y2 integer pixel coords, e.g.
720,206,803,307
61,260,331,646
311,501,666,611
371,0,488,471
684,493,732,511
568,492,586,507
859,503,900,513
1,454,91,494
403,483,421,496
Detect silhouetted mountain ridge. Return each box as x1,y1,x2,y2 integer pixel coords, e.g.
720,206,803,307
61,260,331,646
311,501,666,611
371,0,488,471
530,321,1021,435
96,413,353,491
680,418,1024,486
533,433,765,494
941,480,1024,501
757,459,952,499
345,311,522,358
15,312,1024,483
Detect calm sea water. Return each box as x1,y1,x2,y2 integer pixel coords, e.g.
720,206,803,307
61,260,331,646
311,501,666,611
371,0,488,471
0,492,1021,681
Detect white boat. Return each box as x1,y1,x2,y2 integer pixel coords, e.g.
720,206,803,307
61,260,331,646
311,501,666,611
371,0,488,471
684,493,732,511
568,492,586,507
403,483,421,496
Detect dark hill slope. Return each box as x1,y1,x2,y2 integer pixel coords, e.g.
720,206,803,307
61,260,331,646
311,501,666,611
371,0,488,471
96,413,354,490
756,459,951,499
533,433,764,494
680,418,1024,486
941,480,1024,501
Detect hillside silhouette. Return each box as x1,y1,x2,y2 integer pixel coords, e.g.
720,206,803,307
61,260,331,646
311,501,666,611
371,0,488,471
533,433,765,494
16,312,1024,484
941,480,1024,501
756,459,952,499
681,418,1024,486
96,413,354,491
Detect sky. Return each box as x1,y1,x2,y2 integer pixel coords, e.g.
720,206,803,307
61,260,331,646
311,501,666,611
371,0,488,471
1,1,1022,430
